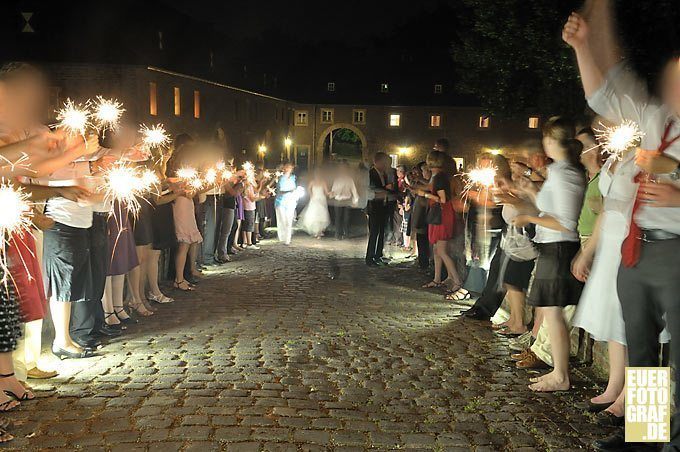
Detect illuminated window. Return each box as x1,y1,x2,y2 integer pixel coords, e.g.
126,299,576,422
327,82,335,92
353,109,366,125
430,114,442,128
193,90,200,119
389,114,401,127
434,84,442,94
479,115,490,129
173,87,180,116
295,110,308,126
528,116,540,129
380,83,389,93
321,109,333,124
149,82,157,116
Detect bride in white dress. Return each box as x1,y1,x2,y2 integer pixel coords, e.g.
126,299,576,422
573,149,670,418
299,171,331,238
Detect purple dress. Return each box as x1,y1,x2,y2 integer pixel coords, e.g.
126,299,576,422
235,194,245,221
107,204,140,276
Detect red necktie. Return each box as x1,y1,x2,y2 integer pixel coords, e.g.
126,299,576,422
622,121,680,267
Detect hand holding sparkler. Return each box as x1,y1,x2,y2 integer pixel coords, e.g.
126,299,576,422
92,97,124,133
0,181,33,284
635,149,678,175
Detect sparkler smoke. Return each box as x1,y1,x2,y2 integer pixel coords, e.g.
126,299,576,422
92,97,124,133
594,120,644,159
0,181,33,285
56,99,91,138
139,124,171,150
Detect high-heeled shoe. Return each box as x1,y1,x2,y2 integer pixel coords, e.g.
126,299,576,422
52,346,94,360
129,301,154,317
174,280,194,291
0,373,34,401
104,312,126,330
115,308,137,324
148,293,174,304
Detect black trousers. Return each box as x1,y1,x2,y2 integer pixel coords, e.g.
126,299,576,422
202,195,222,263
470,246,506,318
366,203,387,262
70,214,107,341
334,205,351,238
416,231,430,269
618,238,680,447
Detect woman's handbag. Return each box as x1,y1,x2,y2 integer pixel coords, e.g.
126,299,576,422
500,225,537,262
426,202,442,225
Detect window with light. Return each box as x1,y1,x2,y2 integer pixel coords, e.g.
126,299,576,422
353,110,366,124
149,82,157,116
173,87,181,116
327,82,335,92
321,109,333,123
389,114,401,127
380,83,389,93
430,114,442,128
479,115,490,129
295,111,308,126
528,116,540,129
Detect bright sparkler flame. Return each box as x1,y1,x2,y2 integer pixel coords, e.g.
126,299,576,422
263,170,271,179
595,120,644,159
242,161,254,172
204,168,218,185
222,170,233,180
189,177,204,190
176,167,198,180
140,169,159,190
140,124,170,149
0,181,33,285
102,163,145,216
467,167,497,188
56,99,91,138
93,96,124,132
215,161,226,171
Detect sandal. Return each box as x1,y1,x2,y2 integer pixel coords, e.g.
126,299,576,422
445,288,472,301
421,281,443,289
114,308,137,325
104,312,125,330
0,373,32,402
174,280,194,291
0,427,13,443
496,327,527,337
130,300,154,317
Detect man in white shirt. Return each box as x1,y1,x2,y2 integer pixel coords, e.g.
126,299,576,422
330,161,359,240
565,2,680,450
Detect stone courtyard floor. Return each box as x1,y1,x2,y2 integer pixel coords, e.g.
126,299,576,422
6,234,612,451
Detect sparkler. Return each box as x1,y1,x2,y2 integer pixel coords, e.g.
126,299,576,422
466,167,497,189
204,168,218,185
56,99,91,138
92,96,124,133
176,167,198,180
139,124,171,150
140,169,160,190
221,169,233,180
0,181,33,285
594,120,644,159
102,162,145,217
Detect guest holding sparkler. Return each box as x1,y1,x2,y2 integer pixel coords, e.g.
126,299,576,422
166,136,202,291
274,161,299,246
511,116,585,392
564,3,680,447
419,150,462,290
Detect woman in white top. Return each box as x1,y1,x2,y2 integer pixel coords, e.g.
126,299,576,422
513,117,586,392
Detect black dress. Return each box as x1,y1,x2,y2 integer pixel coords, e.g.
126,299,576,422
151,198,177,251
0,269,22,353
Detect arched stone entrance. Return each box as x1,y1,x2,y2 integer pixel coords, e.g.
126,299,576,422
316,123,368,163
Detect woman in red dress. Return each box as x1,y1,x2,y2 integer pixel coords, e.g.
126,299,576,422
420,151,463,291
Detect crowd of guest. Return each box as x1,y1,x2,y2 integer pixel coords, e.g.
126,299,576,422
0,61,293,442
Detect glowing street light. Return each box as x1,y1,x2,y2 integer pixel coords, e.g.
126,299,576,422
488,148,502,155
284,137,292,148
258,144,267,154
398,146,410,156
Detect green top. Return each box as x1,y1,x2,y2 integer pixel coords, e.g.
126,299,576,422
578,172,602,237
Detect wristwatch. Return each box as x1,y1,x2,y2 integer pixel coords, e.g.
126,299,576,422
667,164,680,181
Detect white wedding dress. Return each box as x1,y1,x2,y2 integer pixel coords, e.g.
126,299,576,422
299,183,330,237
573,154,670,345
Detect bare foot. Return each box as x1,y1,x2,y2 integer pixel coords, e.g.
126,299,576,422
529,371,570,392
491,321,509,330
605,400,625,417
590,392,618,405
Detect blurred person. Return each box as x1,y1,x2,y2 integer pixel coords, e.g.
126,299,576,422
299,169,331,238
274,161,298,245
366,153,391,266
330,161,359,239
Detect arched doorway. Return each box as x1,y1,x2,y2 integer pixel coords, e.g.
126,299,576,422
317,123,367,163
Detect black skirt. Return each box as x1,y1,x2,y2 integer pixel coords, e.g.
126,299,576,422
242,210,256,232
151,203,177,250
503,258,535,291
133,201,154,247
0,272,22,353
526,241,583,307
43,222,92,303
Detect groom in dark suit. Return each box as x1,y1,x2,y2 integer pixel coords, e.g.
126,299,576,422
366,152,391,266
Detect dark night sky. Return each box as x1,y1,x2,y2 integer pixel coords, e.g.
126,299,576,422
161,0,445,44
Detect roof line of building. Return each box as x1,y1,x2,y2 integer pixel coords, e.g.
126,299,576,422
146,66,289,103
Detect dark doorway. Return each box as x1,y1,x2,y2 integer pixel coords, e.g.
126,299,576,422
323,128,363,162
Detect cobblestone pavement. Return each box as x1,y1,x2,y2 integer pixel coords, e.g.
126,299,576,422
7,234,612,451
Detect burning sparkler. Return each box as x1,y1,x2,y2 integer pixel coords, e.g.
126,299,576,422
204,168,218,185
140,169,160,190
466,167,497,188
176,167,198,180
92,97,124,133
56,99,91,139
139,124,171,150
0,181,33,285
102,163,146,216
594,120,644,159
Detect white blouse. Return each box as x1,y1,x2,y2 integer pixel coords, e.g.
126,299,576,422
534,161,585,244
